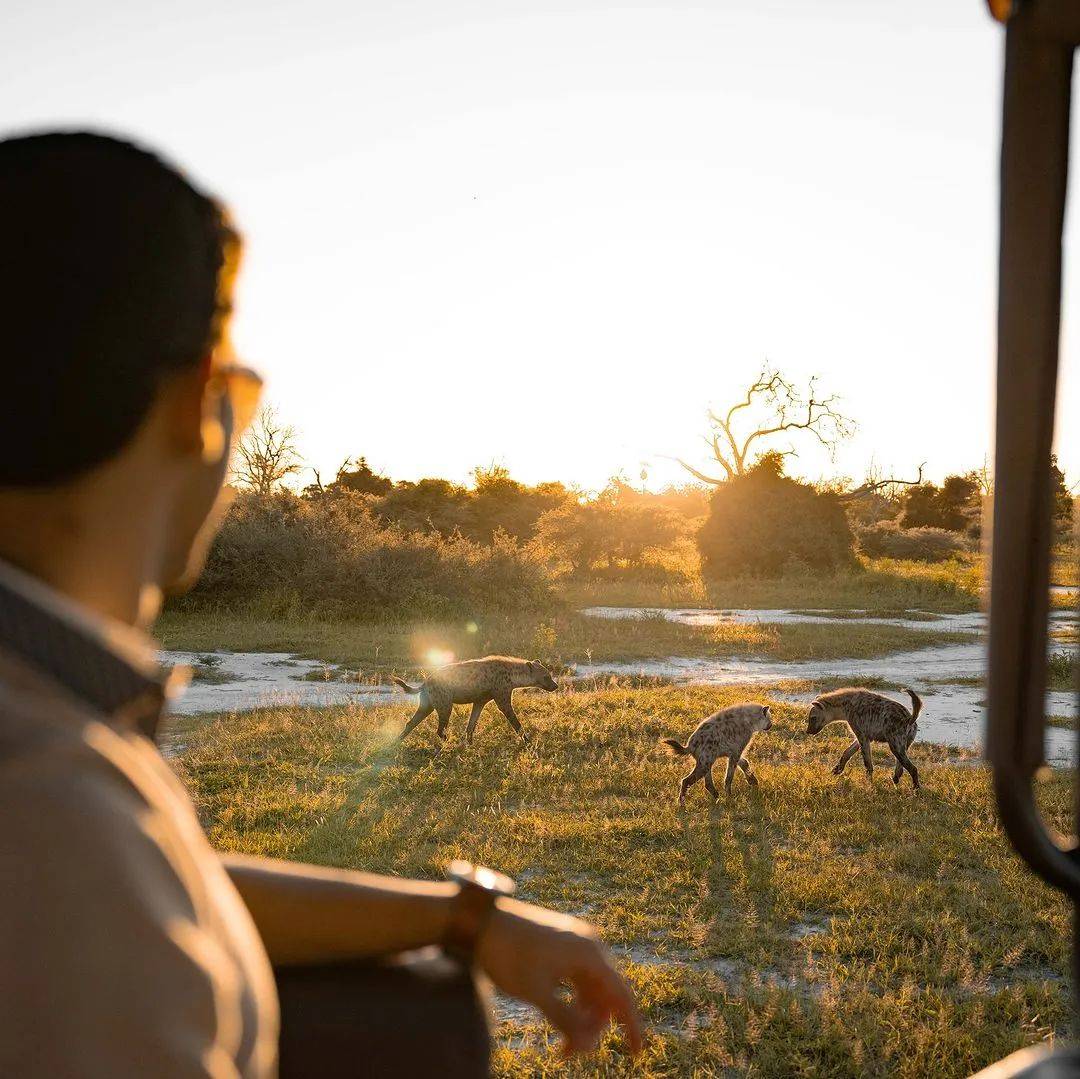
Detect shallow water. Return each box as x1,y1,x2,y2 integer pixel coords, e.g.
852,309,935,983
162,650,395,715
160,603,1077,764
579,607,1078,764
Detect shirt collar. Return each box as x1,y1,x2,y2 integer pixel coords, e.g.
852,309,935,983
0,559,170,738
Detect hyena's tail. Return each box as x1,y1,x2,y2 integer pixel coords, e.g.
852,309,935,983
391,676,421,694
904,688,923,722
662,737,691,756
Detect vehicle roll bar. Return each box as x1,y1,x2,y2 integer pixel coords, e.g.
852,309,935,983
988,0,1080,990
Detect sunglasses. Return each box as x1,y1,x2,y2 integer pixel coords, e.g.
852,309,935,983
202,354,264,463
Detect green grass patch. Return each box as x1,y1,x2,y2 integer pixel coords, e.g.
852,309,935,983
156,609,972,678
774,675,907,694
1051,545,1078,589
1046,715,1077,731
1048,651,1077,692
559,557,981,615
790,609,945,622
162,653,235,685
172,684,1069,1078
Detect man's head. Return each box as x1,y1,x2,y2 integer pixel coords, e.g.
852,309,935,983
0,131,258,620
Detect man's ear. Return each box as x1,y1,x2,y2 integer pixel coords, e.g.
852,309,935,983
160,356,217,459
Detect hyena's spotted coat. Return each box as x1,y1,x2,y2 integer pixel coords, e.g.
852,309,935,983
806,687,922,788
663,703,773,805
392,656,558,744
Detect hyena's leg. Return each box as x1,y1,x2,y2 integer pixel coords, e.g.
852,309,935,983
857,735,874,781
435,705,453,741
723,755,740,794
679,760,706,806
891,757,904,785
892,740,920,789
465,700,487,744
737,758,759,786
703,763,719,801
397,701,434,741
495,694,530,745
832,739,860,776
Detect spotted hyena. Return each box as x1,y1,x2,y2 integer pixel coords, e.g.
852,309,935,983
662,703,773,806
392,656,558,744
805,687,922,788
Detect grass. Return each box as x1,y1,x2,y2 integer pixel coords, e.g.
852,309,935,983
790,609,944,622
1047,651,1077,693
157,609,973,678
170,684,1071,1078
559,557,982,615
1051,545,1078,589
1046,715,1077,731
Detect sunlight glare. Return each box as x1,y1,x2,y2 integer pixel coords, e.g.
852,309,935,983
425,648,455,669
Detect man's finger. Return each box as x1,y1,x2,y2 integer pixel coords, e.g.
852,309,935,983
574,958,645,1054
538,993,607,1057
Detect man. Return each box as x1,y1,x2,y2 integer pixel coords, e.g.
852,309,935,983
0,132,641,1076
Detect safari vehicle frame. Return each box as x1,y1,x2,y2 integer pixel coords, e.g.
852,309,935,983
984,0,1080,1074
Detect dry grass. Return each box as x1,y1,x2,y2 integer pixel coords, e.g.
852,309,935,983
170,684,1072,1078
559,556,982,615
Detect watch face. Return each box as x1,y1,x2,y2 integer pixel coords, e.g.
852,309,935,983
449,860,516,895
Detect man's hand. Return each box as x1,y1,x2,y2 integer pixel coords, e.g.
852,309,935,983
476,897,644,1057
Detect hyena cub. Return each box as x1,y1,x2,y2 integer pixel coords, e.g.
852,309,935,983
392,656,558,745
805,687,922,788
663,703,772,806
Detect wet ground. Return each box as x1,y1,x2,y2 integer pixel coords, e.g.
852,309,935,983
579,606,1078,764
161,650,395,715
161,603,1078,764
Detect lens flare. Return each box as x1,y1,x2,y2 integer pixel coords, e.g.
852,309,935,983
425,648,455,668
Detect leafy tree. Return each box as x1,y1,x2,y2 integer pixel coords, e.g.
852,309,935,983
468,464,568,542
533,501,612,575
697,455,858,577
375,478,472,535
603,474,710,520
1051,454,1073,530
534,498,687,574
898,484,941,529
332,456,394,496
900,475,979,532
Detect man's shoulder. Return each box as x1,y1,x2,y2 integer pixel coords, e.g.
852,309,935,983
0,645,102,745
0,648,175,853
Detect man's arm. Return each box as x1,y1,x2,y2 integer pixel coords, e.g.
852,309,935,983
223,853,644,1057
222,853,456,963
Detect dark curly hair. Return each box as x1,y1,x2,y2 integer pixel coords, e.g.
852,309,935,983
0,130,241,486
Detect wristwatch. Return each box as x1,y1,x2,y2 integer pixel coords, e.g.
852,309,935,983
442,860,516,966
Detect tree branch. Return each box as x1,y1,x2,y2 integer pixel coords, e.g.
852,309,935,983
838,463,926,502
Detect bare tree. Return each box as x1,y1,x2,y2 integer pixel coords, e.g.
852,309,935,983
233,406,302,495
674,366,856,485
837,460,926,503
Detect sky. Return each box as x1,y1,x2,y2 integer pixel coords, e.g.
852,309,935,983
4,0,1078,493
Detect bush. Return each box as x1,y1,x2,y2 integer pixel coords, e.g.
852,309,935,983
857,520,969,563
533,499,688,576
180,490,554,619
696,460,858,578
